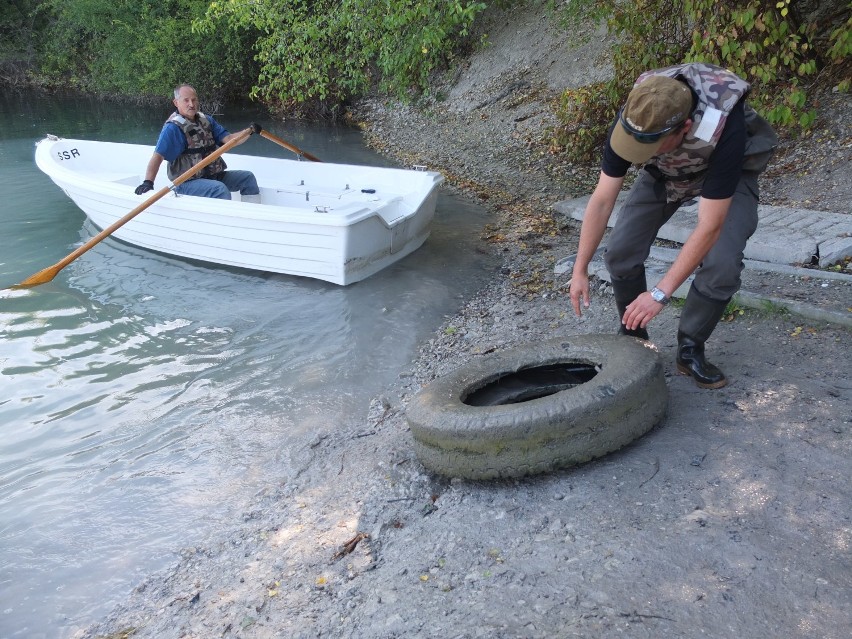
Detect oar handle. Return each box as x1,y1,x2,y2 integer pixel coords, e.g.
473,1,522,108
15,127,253,288
259,130,322,162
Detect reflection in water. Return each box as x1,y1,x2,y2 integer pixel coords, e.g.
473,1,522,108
0,92,497,638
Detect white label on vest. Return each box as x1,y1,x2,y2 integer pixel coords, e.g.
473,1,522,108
694,107,723,142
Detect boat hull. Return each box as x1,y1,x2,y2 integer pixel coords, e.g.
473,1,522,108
35,136,444,285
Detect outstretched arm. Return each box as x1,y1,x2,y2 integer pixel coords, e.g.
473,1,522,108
569,172,624,316
222,127,255,146
622,195,732,329
142,152,164,183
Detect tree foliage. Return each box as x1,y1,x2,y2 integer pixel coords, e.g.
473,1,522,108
33,0,259,101
551,0,852,163
1,0,846,130
196,0,486,116
0,0,51,84
3,0,485,113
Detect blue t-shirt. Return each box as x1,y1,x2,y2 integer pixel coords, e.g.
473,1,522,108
154,114,229,162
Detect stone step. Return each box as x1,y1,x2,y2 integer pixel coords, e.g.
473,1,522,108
552,197,852,328
554,195,852,267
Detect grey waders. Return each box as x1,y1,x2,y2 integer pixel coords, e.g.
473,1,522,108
611,274,650,341
677,286,729,389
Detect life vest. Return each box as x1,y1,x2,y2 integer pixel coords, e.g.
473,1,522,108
639,63,778,202
165,112,227,181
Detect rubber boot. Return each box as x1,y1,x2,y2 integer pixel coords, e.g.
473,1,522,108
611,274,649,340
676,287,729,389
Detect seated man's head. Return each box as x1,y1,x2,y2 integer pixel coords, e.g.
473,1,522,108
173,84,200,120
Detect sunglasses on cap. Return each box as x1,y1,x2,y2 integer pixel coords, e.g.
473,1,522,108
618,108,686,144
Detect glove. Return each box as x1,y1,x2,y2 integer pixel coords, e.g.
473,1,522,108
135,180,154,195
250,122,262,135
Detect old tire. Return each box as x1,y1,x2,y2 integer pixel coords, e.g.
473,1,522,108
407,334,668,480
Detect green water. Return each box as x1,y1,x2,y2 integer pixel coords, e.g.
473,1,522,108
0,90,497,637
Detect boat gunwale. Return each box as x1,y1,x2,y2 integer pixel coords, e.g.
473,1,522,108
35,137,444,229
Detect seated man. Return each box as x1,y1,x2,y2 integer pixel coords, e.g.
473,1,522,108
135,84,261,202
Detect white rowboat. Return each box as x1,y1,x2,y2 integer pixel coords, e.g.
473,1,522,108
35,135,444,285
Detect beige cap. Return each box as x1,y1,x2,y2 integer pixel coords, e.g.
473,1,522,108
610,75,692,164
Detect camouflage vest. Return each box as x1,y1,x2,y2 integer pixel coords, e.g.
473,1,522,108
640,63,777,202
165,112,227,181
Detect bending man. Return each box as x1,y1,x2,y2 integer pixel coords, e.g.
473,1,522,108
569,63,777,389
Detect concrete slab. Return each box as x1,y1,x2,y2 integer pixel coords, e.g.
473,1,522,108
555,248,852,328
552,196,852,328
818,236,852,268
554,196,852,266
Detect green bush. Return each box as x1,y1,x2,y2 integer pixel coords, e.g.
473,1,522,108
35,0,258,101
0,0,49,83
198,0,486,116
5,0,486,113
553,82,619,164
551,0,851,163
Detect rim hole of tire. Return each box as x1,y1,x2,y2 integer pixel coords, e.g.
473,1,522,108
463,363,599,407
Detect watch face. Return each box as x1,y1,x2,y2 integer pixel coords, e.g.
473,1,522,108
652,289,666,303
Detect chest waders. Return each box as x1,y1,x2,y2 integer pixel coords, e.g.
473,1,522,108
611,63,777,389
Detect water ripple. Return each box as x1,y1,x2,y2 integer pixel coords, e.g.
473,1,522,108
0,98,498,638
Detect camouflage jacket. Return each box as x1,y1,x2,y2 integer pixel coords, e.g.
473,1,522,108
639,63,777,202
165,112,227,181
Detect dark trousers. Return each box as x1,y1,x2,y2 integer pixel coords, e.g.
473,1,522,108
603,170,760,302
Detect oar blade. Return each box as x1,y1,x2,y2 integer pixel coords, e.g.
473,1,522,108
15,265,60,288
14,128,252,291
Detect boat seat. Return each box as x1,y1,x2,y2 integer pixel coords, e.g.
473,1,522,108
273,187,382,203
101,173,141,187
273,187,341,199
377,197,407,225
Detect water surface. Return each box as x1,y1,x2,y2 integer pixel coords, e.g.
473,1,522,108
0,90,497,637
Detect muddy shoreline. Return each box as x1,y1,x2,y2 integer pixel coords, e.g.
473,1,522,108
79,5,850,638
79,118,851,639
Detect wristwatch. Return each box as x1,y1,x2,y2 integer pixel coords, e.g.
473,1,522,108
650,287,670,305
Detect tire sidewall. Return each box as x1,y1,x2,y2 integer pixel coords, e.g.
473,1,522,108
407,334,668,479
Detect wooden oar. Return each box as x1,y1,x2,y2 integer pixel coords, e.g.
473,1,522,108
15,128,253,289
259,130,322,162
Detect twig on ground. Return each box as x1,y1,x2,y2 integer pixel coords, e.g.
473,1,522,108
331,532,370,562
